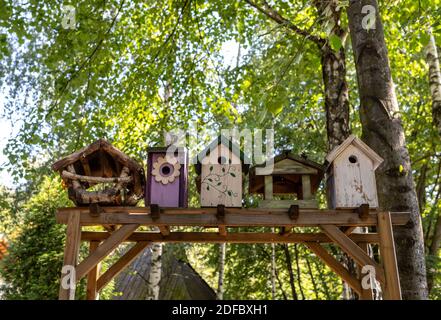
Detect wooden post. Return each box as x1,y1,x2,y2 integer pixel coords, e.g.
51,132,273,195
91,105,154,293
59,212,81,300
377,211,402,300
264,176,273,200
301,175,312,200
86,241,101,300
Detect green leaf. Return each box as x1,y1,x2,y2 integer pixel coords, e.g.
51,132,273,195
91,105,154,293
329,34,342,51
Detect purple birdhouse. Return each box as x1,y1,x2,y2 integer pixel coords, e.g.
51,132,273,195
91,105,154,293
145,146,188,208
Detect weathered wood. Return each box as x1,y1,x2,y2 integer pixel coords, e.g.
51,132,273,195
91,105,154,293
75,224,139,281
320,225,385,285
377,211,402,300
59,212,81,300
62,170,132,184
56,208,410,228
259,199,318,209
305,242,362,295
264,176,273,200
86,241,101,300
96,241,150,292
81,231,380,244
301,175,312,200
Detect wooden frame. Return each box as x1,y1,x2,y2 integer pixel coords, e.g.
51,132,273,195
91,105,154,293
57,205,407,300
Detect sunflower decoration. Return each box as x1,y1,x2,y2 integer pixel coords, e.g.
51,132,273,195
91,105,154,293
152,156,181,185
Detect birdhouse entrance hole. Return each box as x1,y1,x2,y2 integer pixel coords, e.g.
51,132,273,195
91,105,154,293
349,155,358,164
160,164,173,176
217,156,231,165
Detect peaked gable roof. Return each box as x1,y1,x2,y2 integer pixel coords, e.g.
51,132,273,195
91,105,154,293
251,150,324,174
193,135,251,174
325,135,383,170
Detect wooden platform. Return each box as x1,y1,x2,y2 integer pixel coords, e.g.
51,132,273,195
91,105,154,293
56,205,409,301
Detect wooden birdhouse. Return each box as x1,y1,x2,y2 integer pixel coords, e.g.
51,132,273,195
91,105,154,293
249,151,324,208
194,135,250,207
145,147,188,207
0,234,7,261
325,135,383,209
51,139,145,206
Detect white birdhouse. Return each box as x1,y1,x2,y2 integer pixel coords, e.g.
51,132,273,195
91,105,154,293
194,135,250,207
325,135,383,209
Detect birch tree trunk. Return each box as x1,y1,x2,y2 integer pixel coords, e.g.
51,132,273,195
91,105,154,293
426,29,441,137
314,0,351,151
270,242,276,299
145,242,162,300
217,243,226,300
347,0,428,299
425,28,441,293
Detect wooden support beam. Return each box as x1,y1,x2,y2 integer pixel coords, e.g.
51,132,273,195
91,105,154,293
377,211,402,300
264,176,273,200
305,242,362,295
96,241,150,292
81,231,380,244
86,241,101,300
342,226,358,235
75,224,139,281
56,208,411,228
301,175,312,200
321,225,385,285
59,212,82,300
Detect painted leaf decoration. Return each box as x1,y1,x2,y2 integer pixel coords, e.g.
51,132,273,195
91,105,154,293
230,172,236,177
207,185,210,191
227,190,232,196
209,165,213,171
208,178,213,182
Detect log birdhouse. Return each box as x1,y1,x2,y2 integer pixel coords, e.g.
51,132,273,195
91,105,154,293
51,139,145,206
194,135,250,207
325,135,384,209
249,151,324,208
145,147,188,207
0,234,7,261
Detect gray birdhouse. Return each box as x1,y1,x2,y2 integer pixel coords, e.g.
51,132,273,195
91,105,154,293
325,135,383,209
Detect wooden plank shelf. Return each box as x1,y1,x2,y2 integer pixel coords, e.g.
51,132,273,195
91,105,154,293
57,206,408,301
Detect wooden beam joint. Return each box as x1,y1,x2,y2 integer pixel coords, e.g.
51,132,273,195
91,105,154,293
357,204,370,220
288,205,299,220
150,204,160,221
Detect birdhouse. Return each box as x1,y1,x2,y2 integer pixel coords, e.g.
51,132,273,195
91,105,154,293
194,135,250,207
249,151,324,208
51,139,145,206
0,234,7,261
325,135,383,209
145,147,188,207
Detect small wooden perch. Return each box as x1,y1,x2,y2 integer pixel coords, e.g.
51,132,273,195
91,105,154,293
61,170,133,184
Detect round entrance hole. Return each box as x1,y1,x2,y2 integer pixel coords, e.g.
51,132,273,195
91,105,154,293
349,155,358,164
160,164,173,176
218,156,227,165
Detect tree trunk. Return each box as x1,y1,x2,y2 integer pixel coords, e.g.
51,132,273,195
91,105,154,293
426,28,441,137
217,243,226,300
270,242,276,299
347,0,428,299
314,0,351,150
305,254,320,300
293,244,305,300
282,244,298,300
145,242,162,300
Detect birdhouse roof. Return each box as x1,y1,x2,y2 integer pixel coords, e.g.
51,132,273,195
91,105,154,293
250,150,325,174
325,135,384,170
51,139,144,173
193,135,251,174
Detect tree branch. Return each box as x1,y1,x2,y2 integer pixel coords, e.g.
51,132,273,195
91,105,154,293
244,0,325,46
